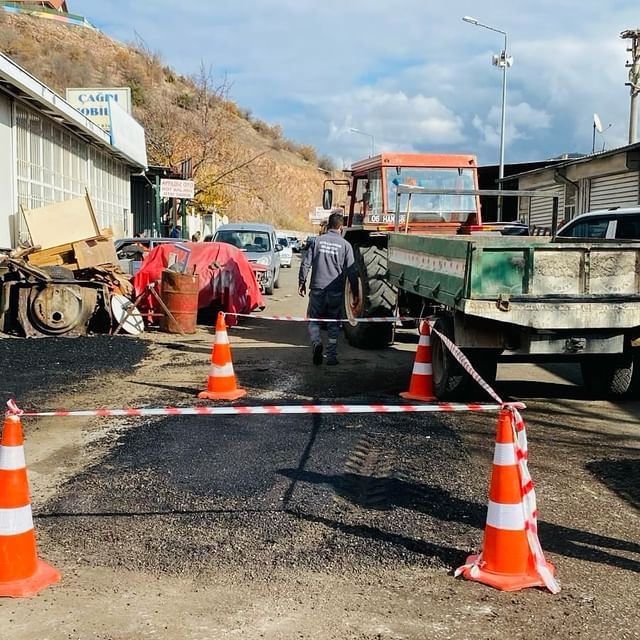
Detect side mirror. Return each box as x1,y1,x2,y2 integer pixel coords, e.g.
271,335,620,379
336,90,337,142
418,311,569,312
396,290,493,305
275,244,283,252
323,188,333,210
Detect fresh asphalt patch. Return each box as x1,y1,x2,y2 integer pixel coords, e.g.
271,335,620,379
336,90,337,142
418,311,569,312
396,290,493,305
38,406,484,578
0,335,148,407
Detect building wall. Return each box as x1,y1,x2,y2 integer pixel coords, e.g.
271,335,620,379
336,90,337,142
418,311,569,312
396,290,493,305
13,100,132,243
518,154,640,230
588,172,639,210
0,93,14,248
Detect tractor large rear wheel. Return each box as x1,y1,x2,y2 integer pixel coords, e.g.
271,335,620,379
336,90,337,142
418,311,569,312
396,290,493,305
343,245,397,349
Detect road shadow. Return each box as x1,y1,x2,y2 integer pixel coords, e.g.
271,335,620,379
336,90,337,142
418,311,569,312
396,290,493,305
230,344,415,399
129,380,203,396
497,380,588,401
586,458,639,510
226,316,311,347
494,361,585,400
284,508,462,567
279,468,640,573
392,330,420,345
163,342,212,356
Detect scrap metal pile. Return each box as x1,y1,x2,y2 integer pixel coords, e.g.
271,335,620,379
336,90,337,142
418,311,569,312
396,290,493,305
0,195,264,338
0,216,132,338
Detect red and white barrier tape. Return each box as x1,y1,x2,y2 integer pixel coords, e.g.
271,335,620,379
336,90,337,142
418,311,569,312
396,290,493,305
454,406,559,594
6,399,509,418
224,313,421,324
428,325,503,405
511,405,560,593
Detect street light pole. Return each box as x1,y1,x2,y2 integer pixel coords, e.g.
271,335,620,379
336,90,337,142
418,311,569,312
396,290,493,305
350,127,375,157
498,31,508,190
463,16,511,221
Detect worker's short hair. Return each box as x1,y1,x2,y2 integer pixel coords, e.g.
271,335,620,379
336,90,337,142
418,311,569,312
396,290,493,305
328,211,344,229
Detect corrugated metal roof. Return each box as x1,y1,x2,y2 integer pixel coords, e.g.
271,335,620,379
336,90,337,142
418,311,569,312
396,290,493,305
501,143,640,182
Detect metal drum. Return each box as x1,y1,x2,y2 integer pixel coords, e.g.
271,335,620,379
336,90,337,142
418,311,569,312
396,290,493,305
160,270,199,334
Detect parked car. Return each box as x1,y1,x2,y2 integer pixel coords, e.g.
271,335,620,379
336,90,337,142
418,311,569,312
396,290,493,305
555,207,640,240
302,235,316,252
211,223,282,295
276,235,293,267
289,236,302,253
114,237,182,275
480,222,529,236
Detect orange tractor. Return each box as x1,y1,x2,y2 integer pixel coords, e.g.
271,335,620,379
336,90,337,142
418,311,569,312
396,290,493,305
322,152,482,348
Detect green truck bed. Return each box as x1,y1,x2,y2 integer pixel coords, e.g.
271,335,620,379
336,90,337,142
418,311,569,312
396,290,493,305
387,233,640,330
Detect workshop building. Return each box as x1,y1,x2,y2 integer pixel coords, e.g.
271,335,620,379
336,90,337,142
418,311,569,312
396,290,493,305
0,51,146,249
506,145,640,231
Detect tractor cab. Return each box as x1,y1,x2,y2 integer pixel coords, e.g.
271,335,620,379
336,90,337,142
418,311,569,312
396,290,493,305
324,153,482,236
321,152,482,350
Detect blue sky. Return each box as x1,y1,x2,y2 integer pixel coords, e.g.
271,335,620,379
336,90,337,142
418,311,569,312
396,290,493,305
78,0,639,167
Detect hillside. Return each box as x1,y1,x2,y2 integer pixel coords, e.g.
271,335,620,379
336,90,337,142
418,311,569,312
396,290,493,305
0,11,342,231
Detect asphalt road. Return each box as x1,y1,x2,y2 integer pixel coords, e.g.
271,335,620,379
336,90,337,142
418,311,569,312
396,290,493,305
2,253,639,640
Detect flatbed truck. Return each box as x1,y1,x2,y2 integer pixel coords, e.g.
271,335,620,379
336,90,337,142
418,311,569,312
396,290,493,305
322,153,640,399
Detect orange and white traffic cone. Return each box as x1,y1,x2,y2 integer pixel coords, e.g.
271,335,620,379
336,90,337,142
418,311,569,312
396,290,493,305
0,414,60,597
400,320,436,401
455,408,558,592
198,312,247,401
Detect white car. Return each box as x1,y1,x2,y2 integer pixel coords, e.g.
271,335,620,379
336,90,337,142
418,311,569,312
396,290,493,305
276,236,293,267
555,206,640,239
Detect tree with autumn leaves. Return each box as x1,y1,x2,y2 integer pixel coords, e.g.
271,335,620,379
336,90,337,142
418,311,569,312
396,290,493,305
137,65,273,215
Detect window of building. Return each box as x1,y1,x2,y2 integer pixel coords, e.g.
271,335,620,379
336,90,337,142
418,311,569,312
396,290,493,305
15,103,131,239
16,105,88,214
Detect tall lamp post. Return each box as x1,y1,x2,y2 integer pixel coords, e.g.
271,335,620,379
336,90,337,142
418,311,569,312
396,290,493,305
463,16,512,221
350,127,376,157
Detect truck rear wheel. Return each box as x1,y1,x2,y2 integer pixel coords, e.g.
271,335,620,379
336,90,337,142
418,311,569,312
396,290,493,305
431,316,499,400
431,316,470,400
343,245,397,349
581,355,634,398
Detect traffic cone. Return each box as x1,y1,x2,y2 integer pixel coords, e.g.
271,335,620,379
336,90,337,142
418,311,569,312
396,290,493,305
400,320,436,401
198,312,247,401
456,408,556,591
0,414,60,597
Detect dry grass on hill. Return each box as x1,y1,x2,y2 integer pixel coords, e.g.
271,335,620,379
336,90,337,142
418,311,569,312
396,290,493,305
0,11,343,230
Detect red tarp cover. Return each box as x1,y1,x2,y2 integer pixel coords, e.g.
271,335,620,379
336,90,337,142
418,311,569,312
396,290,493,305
133,242,263,324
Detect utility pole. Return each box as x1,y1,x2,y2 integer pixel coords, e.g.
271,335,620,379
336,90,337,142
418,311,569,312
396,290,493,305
621,29,640,144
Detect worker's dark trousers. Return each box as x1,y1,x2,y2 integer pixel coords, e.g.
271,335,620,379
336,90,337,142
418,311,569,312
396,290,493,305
307,288,342,359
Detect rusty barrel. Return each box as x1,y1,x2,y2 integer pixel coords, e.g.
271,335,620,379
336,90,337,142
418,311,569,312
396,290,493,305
160,269,199,334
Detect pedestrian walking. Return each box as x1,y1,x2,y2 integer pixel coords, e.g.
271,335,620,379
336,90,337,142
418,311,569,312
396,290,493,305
298,212,359,366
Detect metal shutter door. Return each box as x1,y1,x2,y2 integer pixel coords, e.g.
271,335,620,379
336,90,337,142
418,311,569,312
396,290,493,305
589,172,639,210
528,185,564,229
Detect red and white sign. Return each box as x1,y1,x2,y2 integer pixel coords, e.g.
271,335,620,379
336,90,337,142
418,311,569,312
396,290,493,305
160,179,195,199
309,206,329,224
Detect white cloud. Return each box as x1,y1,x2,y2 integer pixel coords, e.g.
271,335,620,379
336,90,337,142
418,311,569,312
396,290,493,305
324,87,465,153
78,0,640,163
472,102,551,147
